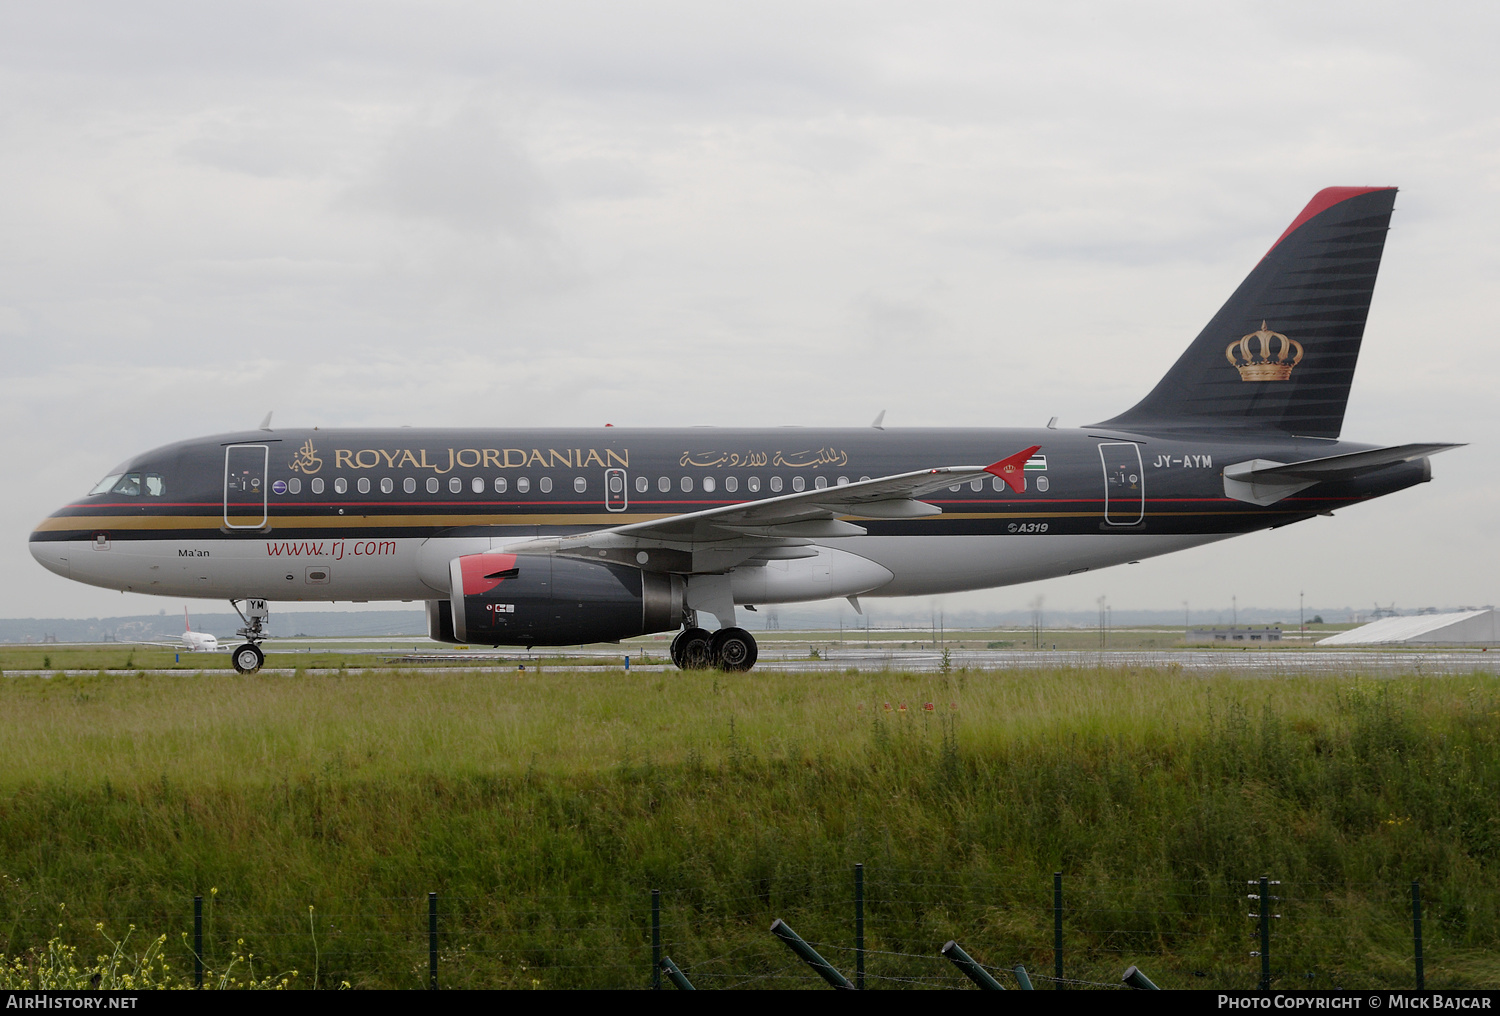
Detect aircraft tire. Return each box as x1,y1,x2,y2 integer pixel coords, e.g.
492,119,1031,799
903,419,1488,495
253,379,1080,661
231,643,265,674
671,627,714,670
711,627,758,672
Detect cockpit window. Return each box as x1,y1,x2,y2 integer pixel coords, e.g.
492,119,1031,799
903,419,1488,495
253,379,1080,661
88,471,166,497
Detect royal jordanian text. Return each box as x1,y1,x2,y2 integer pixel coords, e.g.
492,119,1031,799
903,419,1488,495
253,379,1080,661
331,448,628,473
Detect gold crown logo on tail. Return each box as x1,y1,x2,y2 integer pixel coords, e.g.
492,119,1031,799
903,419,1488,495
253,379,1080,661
1225,321,1303,381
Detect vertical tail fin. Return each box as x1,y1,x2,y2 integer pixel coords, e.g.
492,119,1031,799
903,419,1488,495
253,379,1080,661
1098,187,1397,438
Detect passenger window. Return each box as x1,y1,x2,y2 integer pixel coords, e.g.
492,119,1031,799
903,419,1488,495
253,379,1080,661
814,476,828,490
311,477,324,494
658,476,670,493
608,474,622,493
112,473,141,496
748,477,761,493
837,476,849,486
334,478,347,494
1036,476,1050,492
992,477,1003,491
288,478,301,494
635,476,648,493
949,484,961,492
540,477,553,493
472,477,484,493
703,476,716,493
725,476,738,493
792,476,805,492
145,474,166,496
517,477,530,493
380,477,393,494
680,477,693,492
859,476,870,482
357,477,371,494
494,477,507,493
770,477,782,492
970,478,983,492
575,477,587,493
428,477,440,493
403,478,416,494
449,477,462,493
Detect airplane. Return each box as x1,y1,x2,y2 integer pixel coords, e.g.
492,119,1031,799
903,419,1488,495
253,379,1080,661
29,186,1460,674
124,607,220,653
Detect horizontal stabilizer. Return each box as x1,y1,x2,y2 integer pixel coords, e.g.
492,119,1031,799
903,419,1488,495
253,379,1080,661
1228,443,1462,482
1223,443,1461,506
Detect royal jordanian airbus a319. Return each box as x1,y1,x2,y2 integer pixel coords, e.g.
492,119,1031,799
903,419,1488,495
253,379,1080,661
30,187,1459,674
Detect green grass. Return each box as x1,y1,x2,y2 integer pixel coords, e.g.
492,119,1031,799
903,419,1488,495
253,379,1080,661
1,665,1498,989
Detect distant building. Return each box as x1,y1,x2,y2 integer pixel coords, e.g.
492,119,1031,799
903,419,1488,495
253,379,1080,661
1316,609,1498,646
1185,626,1283,644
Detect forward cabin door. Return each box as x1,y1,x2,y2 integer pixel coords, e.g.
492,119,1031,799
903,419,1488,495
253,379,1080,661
605,468,628,512
224,444,269,529
1098,442,1144,525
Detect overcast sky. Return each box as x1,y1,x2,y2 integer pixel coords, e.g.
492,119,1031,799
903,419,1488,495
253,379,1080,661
3,1,1495,622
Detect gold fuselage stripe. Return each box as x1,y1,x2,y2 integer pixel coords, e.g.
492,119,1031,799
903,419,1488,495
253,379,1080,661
34,506,1270,534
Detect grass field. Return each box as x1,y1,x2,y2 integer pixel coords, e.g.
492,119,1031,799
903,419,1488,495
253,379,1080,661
2,659,1497,989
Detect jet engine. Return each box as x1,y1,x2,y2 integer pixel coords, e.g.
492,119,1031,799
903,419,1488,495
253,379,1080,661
430,552,684,646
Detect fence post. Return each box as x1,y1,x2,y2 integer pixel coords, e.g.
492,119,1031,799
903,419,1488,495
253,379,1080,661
652,889,662,990
193,895,203,989
854,863,864,990
1259,876,1271,991
940,940,1005,990
1412,881,1424,990
659,955,695,990
770,918,855,989
1053,872,1064,989
428,892,438,990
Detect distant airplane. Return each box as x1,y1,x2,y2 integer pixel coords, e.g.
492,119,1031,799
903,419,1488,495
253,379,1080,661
126,607,219,653
179,608,219,652
30,187,1460,674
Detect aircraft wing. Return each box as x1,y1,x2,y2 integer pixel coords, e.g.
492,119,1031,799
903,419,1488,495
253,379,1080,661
511,446,1040,555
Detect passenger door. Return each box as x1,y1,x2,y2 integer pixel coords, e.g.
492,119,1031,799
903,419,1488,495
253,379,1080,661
224,445,269,529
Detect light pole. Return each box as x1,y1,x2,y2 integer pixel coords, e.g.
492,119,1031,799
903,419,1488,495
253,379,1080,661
1300,591,1305,642
1233,595,1238,626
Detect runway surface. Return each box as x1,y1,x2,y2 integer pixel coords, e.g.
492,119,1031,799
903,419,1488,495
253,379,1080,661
8,646,1498,677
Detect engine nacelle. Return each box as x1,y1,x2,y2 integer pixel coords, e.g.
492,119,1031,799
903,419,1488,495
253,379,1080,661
439,553,684,646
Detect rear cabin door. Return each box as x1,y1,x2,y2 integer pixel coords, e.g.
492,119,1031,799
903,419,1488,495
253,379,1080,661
1098,442,1144,526
224,445,269,529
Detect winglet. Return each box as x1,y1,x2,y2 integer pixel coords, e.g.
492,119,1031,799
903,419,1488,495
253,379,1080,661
984,445,1041,494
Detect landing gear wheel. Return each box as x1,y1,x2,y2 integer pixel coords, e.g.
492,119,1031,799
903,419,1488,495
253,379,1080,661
711,627,758,672
231,643,264,674
670,627,714,670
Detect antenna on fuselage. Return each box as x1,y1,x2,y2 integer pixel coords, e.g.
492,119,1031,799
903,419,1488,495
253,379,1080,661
258,412,274,431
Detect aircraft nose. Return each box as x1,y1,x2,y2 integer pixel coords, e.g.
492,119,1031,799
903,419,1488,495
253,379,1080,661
29,532,70,579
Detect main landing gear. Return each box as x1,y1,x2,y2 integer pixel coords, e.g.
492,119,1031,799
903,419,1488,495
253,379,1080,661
670,626,759,672
229,598,270,674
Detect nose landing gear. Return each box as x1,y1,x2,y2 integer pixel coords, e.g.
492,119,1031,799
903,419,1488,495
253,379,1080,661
670,625,758,672
229,598,270,674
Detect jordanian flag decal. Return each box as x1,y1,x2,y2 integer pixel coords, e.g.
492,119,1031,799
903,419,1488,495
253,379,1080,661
1024,455,1047,471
